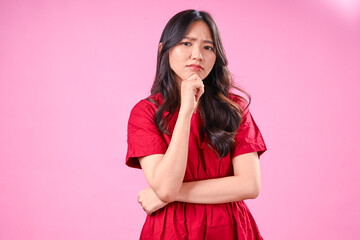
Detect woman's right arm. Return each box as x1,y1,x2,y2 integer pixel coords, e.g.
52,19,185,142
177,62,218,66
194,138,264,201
138,74,204,203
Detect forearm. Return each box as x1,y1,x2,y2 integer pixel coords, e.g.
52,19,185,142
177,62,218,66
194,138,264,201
176,176,260,204
151,111,192,202
140,75,204,203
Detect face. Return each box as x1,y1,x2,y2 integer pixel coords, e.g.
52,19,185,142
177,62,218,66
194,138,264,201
168,20,216,84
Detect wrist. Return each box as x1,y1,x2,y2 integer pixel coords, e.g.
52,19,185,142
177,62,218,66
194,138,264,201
178,108,193,120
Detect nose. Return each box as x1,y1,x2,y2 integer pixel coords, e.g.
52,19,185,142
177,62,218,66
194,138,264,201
190,46,203,60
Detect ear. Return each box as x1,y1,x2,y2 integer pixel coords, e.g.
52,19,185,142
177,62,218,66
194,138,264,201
158,42,163,53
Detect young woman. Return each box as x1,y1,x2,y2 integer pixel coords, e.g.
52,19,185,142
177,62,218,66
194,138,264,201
126,9,267,240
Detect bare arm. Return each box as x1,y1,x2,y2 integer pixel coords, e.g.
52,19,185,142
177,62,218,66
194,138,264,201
176,152,261,203
139,74,204,203
138,152,261,214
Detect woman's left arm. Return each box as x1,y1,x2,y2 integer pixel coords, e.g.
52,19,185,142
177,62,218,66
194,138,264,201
138,152,261,214
176,152,261,204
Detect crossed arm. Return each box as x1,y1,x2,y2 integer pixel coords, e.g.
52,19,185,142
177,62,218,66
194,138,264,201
138,151,261,215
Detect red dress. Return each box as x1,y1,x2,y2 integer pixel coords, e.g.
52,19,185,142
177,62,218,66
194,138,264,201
126,93,267,240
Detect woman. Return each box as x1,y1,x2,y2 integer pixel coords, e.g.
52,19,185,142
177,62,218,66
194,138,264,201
126,9,267,239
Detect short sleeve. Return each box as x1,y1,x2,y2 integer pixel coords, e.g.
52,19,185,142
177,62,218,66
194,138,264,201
230,100,267,159
125,100,167,169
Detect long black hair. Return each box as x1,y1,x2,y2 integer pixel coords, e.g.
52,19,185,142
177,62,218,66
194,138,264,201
149,9,250,158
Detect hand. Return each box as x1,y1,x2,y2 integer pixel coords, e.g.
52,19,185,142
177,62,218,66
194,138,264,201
179,73,204,115
137,187,168,215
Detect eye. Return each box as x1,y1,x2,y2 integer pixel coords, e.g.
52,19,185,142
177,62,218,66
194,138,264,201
204,46,214,51
181,42,191,46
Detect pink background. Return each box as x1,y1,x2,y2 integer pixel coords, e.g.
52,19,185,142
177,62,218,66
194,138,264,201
1,0,359,239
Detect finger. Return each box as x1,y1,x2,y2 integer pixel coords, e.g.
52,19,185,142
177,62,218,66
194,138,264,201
144,208,152,215
185,73,201,82
195,74,202,81
195,84,205,102
187,73,198,79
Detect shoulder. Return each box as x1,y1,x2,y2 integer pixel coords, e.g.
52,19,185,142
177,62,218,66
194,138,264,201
228,93,249,112
129,93,163,121
131,93,163,113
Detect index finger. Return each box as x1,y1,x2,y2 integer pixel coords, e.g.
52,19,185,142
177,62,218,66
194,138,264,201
185,73,201,81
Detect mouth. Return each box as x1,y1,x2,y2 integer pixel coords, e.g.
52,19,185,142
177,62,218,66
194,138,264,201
187,64,204,71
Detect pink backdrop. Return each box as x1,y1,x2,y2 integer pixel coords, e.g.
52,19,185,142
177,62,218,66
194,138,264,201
1,0,359,239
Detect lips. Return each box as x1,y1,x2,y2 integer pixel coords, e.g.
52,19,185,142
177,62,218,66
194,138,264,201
187,64,203,71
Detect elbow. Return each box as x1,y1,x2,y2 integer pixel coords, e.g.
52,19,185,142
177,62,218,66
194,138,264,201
154,187,179,203
149,177,181,203
158,193,177,203
247,181,261,199
248,187,260,199
235,177,261,200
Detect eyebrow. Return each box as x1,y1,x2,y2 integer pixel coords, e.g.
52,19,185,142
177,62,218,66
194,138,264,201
183,36,214,45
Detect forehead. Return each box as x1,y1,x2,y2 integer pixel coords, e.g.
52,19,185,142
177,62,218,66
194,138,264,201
184,20,213,41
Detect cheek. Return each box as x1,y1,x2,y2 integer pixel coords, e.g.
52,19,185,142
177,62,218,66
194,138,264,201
169,51,180,68
170,50,187,71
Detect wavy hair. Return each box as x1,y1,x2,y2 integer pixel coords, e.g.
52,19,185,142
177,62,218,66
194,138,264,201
149,9,250,158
